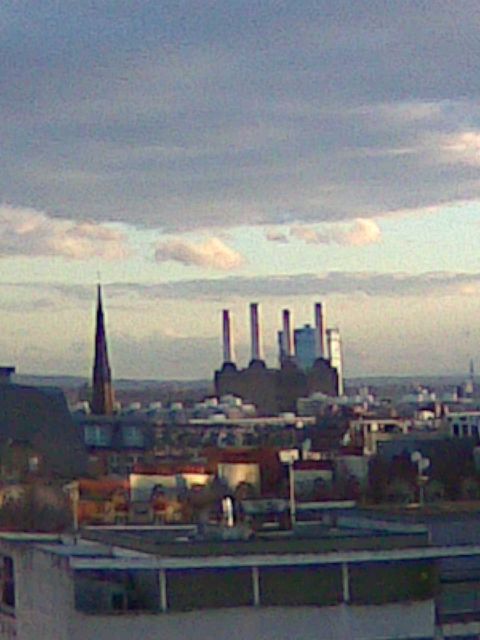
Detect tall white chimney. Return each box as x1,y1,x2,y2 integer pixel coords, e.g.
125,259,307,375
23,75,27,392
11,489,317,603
250,302,262,361
314,302,326,358
327,327,344,396
282,309,293,358
222,309,234,363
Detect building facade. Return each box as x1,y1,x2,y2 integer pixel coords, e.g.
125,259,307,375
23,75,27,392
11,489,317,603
0,528,457,640
215,358,339,415
326,328,344,396
294,325,317,371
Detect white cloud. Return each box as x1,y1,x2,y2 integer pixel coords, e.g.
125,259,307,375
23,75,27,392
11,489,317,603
289,218,381,247
154,237,245,271
439,131,480,166
289,226,323,244
350,101,443,124
264,229,289,243
342,218,381,246
0,205,129,260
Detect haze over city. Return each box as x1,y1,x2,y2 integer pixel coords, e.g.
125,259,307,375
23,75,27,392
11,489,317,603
2,1,480,378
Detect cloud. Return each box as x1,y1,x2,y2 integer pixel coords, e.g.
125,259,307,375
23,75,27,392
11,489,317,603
0,297,55,314
341,219,382,246
439,131,480,166
3,4,480,231
265,229,289,243
289,219,381,246
0,205,129,260
290,226,323,244
9,270,480,305
109,271,480,301
154,237,245,270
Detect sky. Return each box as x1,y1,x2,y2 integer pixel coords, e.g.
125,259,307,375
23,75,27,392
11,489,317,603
2,1,480,379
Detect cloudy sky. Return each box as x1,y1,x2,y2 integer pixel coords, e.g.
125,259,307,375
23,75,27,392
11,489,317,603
2,1,480,379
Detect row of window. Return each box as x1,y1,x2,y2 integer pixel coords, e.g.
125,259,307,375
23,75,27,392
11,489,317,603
451,423,480,438
74,561,436,614
84,425,145,447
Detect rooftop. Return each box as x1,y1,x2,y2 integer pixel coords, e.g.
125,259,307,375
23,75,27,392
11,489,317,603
3,528,480,572
73,515,431,558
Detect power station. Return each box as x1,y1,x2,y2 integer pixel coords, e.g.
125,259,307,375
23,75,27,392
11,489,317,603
215,302,342,415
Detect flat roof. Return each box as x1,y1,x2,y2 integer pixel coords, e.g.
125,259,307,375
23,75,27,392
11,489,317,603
4,529,480,573
66,544,480,570
78,521,429,559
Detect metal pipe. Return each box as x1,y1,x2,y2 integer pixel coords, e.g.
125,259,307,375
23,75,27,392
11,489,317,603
289,460,296,528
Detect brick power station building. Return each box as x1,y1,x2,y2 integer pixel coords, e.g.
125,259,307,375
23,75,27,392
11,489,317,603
215,303,339,415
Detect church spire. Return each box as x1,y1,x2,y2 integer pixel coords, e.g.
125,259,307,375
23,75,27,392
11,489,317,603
91,284,115,415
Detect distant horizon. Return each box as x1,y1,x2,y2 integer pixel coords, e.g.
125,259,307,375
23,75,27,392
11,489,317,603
11,369,473,387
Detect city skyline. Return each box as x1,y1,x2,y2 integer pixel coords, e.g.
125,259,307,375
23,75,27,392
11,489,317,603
2,2,480,378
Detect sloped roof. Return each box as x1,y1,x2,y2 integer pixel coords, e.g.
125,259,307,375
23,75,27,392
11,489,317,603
0,384,87,478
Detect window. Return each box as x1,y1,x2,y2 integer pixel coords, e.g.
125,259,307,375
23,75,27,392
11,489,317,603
167,568,253,611
84,425,110,447
259,565,342,607
0,557,15,610
122,426,144,448
28,455,39,473
349,560,436,605
74,570,159,614
108,455,119,474
438,579,480,622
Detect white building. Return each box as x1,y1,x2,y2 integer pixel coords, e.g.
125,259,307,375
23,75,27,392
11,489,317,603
0,527,480,639
293,325,317,371
347,417,412,455
326,328,344,396
444,411,480,439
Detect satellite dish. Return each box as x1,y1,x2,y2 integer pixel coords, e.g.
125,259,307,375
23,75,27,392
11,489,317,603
420,457,430,472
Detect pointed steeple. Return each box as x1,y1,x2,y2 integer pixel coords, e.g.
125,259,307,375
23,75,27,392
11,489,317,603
91,284,115,415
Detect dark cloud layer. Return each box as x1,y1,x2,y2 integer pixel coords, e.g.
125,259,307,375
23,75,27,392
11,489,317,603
107,272,480,300
4,271,480,306
2,2,480,230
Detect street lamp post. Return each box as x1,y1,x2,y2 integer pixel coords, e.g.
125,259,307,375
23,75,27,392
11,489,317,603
279,449,299,529
411,451,430,506
63,481,80,532
288,460,296,527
